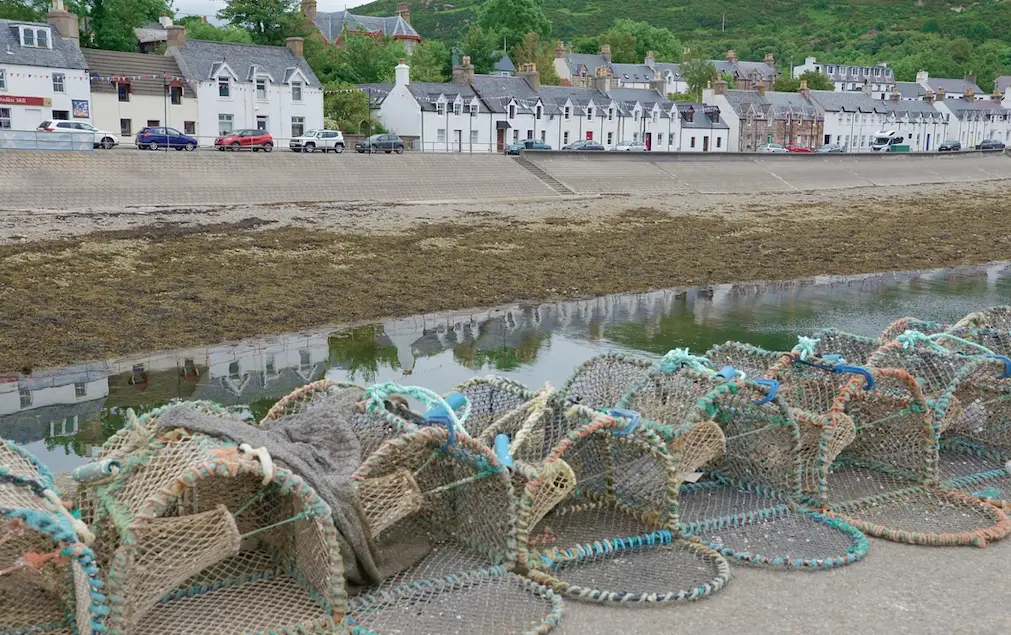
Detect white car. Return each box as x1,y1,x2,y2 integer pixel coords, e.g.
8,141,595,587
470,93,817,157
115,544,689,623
289,129,345,153
756,143,788,153
37,120,119,149
614,140,647,152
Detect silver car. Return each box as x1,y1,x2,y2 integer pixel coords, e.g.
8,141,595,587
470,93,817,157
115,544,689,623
756,143,788,153
289,129,345,153
614,140,647,152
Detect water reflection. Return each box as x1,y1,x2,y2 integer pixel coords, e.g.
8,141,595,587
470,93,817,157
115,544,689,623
5,262,1011,469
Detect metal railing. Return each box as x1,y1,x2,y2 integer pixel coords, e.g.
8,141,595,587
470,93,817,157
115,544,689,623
0,130,96,151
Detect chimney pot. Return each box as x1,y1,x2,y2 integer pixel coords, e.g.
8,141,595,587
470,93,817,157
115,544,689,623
285,36,304,58
756,84,766,96
397,2,411,24
452,55,475,85
600,43,611,61
764,52,774,64
395,60,410,86
165,24,185,48
726,49,738,63
301,0,317,19
47,0,79,44
714,79,728,96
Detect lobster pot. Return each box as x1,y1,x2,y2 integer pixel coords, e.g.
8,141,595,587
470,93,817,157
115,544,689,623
518,416,730,604
938,438,1011,513
1,440,106,635
806,328,883,365
261,379,423,460
706,344,858,501
453,376,536,438
558,353,656,409
80,420,348,635
349,428,563,634
937,326,1011,357
879,318,949,341
954,306,1011,332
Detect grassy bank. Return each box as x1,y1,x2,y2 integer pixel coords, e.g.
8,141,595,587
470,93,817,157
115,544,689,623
3,189,1010,371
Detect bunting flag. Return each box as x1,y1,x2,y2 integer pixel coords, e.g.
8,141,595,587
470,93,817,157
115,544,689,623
90,73,187,82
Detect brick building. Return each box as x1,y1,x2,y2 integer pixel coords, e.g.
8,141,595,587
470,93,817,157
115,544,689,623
703,80,824,151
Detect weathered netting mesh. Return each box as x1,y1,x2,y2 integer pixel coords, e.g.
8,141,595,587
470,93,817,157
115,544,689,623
477,388,594,466
453,376,537,439
679,479,868,569
938,439,1011,512
705,341,784,379
519,415,730,603
78,410,348,635
1,440,106,635
937,326,1011,357
558,353,656,409
954,306,1011,331
880,318,949,341
349,427,563,633
807,328,883,365
621,369,802,498
260,379,430,461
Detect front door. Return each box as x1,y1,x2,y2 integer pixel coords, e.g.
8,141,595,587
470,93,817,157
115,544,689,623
925,133,931,151
256,116,268,131
586,131,593,140
645,133,651,151
497,129,505,152
703,136,710,152
454,129,462,152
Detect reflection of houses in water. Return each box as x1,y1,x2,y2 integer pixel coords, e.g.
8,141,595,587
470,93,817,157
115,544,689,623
0,362,110,444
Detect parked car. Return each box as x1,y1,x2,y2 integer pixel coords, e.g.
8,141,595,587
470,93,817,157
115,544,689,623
505,139,552,155
290,129,345,153
215,129,274,152
756,143,788,153
135,126,198,151
938,140,961,152
37,120,119,149
355,134,406,154
976,139,1006,151
816,143,845,153
562,139,605,151
614,140,647,152
785,143,813,153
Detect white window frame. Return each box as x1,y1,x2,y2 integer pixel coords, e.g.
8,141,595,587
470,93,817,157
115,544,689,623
564,105,571,120
0,69,5,91
52,73,65,93
608,107,614,121
607,131,613,145
535,104,543,120
218,77,231,98
437,128,446,143
437,101,446,116
74,382,87,398
508,103,516,119
586,106,593,120
469,129,478,146
563,131,569,145
291,116,305,137
291,81,302,102
19,26,51,49
19,389,32,408
540,130,546,142
0,107,11,129
218,113,234,134
256,78,267,100
453,101,463,116
469,102,478,115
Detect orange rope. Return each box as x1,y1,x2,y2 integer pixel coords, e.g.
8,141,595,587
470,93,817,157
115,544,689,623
0,549,67,577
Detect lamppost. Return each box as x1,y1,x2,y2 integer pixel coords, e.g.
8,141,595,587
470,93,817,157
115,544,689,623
359,118,372,155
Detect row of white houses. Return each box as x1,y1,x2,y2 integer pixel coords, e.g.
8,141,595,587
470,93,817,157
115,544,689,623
1,3,323,145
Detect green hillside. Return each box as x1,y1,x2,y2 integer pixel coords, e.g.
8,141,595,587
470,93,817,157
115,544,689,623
356,0,1011,89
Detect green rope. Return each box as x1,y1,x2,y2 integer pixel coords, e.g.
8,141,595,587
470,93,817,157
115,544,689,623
239,511,315,540
233,485,269,517
897,329,996,356
659,348,714,374
421,470,497,496
793,336,820,361
931,332,997,355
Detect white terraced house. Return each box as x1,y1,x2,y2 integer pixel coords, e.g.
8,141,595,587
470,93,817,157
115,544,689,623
0,1,92,132
792,57,896,99
166,28,323,143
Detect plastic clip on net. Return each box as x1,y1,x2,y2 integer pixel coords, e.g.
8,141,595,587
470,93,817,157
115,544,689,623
987,355,1011,379
716,365,740,380
753,379,780,406
422,390,467,446
493,434,514,468
603,408,641,437
833,365,875,390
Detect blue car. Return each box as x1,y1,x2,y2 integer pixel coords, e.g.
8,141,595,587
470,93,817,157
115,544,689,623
136,126,198,151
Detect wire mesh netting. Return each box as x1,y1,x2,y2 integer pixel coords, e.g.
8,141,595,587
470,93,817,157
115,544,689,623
77,405,349,635
806,328,883,365
953,306,1011,332
938,439,1011,512
517,415,730,603
453,376,538,439
558,353,656,409
679,479,868,569
349,426,563,633
1,440,106,635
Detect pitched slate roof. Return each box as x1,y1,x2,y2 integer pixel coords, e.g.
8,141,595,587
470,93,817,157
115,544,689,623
564,53,610,77
895,81,926,100
469,74,542,113
819,63,894,83
677,103,730,129
923,76,983,97
610,63,659,82
653,62,683,81
809,90,887,113
713,59,777,81
134,25,167,44
493,52,515,74
311,11,420,43
721,89,822,119
996,76,1011,95
941,98,1011,119
0,18,86,69
359,82,393,106
536,85,611,116
882,99,946,121
406,81,480,111
168,39,321,87
82,48,186,96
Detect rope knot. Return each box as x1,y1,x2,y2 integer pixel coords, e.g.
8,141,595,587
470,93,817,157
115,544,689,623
792,336,820,361
660,348,713,374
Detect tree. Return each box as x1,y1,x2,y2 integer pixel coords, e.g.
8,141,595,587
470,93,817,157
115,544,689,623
409,40,451,83
772,75,800,92
331,33,405,85
177,16,253,44
218,0,303,46
86,0,171,52
597,28,637,64
798,70,834,90
680,56,717,100
609,19,682,62
479,0,550,47
0,0,50,21
459,25,504,75
512,32,559,85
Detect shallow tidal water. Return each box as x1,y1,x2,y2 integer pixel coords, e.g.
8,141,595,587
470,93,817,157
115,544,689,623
5,261,1011,472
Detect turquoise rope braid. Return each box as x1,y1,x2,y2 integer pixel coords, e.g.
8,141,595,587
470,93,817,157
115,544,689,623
659,348,718,375
362,382,472,432
792,336,820,361
897,329,997,356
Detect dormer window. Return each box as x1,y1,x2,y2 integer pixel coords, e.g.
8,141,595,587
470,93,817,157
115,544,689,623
256,78,267,100
586,106,593,120
218,77,231,98
608,107,614,121
437,101,445,116
291,81,302,102
535,105,542,119
652,110,658,123
469,102,478,115
20,26,50,49
453,101,462,115
508,103,516,119
564,105,571,120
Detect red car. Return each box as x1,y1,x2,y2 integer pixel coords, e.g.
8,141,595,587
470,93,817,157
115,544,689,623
784,143,813,153
215,129,274,152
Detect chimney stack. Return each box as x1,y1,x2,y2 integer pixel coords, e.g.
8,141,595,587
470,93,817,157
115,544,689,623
555,40,565,59
756,84,766,96
915,69,928,85
937,86,945,100
158,16,173,28
725,49,738,64
395,58,410,86
600,43,611,62
714,78,729,96
519,62,540,90
397,2,411,24
890,86,900,103
764,52,774,65
862,79,872,96
301,0,317,19
964,74,975,99
452,55,475,85
47,0,79,45
798,79,810,98
285,36,304,58
593,66,611,93
645,50,656,69
165,24,185,48
924,90,936,104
